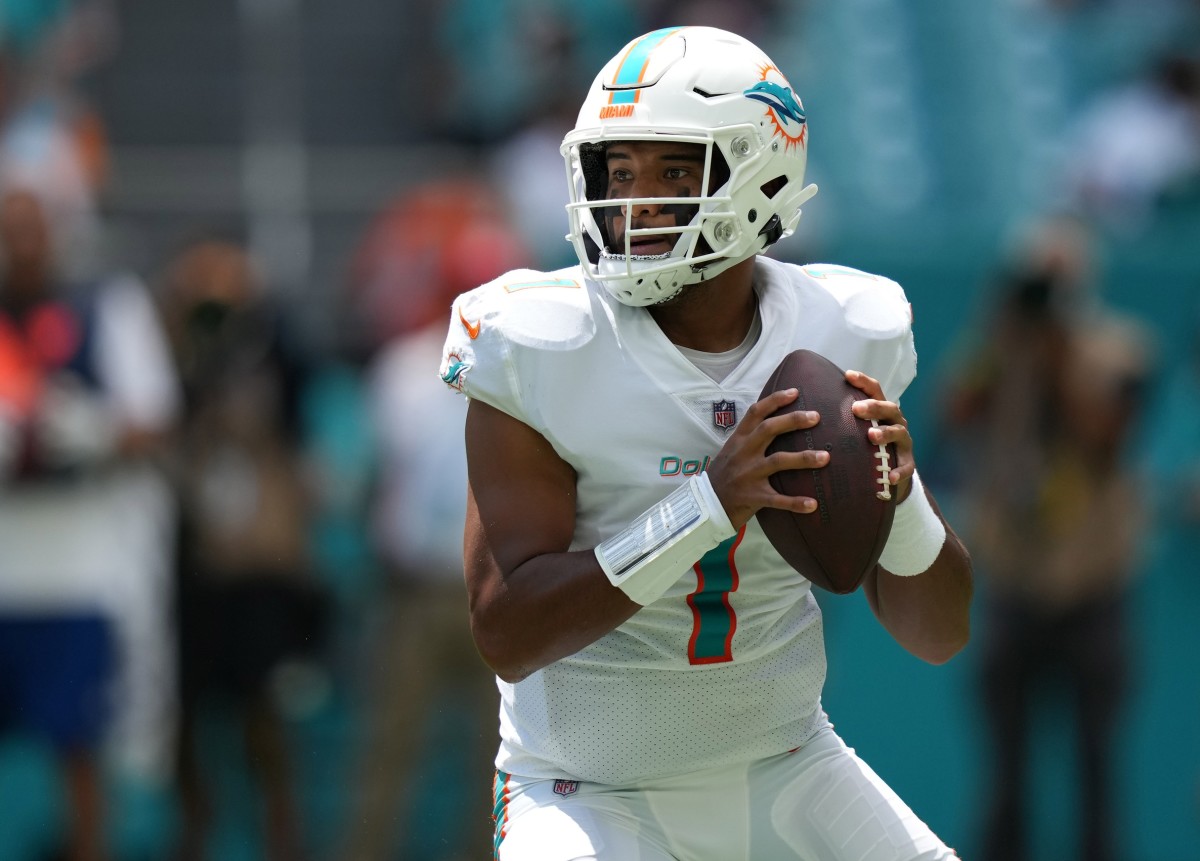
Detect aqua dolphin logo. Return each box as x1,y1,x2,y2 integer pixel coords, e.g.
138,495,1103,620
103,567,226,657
440,351,471,391
744,65,808,151
744,81,806,126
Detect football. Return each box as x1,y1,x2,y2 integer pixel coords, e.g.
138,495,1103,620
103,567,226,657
755,350,898,594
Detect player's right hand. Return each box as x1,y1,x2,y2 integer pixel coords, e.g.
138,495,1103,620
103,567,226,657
705,388,829,529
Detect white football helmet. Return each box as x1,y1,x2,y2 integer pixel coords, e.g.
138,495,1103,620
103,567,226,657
561,26,818,306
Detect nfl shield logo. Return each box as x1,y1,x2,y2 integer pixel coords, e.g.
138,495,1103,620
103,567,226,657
553,779,579,797
712,400,738,430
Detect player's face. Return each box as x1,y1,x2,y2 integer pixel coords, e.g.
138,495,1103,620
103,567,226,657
604,141,705,257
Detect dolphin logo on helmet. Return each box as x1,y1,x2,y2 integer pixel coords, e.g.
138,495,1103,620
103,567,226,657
744,66,808,152
743,80,807,128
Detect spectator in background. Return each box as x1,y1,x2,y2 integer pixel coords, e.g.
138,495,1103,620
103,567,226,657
1061,51,1200,230
342,180,527,352
0,186,180,861
489,87,578,271
938,215,1155,861
158,237,327,861
337,178,527,861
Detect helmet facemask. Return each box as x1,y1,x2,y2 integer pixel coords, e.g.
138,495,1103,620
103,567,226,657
561,27,818,307
564,130,767,306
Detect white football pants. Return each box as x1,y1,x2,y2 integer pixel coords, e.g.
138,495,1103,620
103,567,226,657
493,726,958,861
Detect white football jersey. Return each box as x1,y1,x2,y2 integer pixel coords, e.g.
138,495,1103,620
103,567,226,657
440,255,916,784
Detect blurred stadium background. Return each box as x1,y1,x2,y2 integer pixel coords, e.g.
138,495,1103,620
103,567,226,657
0,0,1198,859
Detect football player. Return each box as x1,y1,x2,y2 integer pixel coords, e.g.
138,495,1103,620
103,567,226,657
441,26,972,861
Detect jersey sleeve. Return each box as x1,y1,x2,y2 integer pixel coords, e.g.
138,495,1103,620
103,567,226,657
438,268,596,430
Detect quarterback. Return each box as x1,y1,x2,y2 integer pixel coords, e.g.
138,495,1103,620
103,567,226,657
441,26,973,861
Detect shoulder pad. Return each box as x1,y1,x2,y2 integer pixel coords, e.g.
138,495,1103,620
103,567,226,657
439,268,596,424
455,268,596,352
798,263,912,340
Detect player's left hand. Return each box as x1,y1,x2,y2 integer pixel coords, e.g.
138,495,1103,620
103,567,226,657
845,369,915,503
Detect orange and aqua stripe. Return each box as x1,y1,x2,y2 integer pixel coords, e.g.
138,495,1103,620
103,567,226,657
607,27,685,105
687,527,745,664
502,277,580,293
492,769,512,859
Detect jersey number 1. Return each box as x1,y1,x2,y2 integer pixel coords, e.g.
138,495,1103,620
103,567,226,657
686,529,744,665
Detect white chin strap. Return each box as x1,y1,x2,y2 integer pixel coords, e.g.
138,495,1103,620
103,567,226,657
596,253,687,306
599,250,672,263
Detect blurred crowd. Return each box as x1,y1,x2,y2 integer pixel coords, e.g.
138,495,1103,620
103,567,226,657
0,1,1197,861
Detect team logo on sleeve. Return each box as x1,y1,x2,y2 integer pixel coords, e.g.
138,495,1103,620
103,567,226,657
712,400,738,431
439,350,471,392
552,779,579,797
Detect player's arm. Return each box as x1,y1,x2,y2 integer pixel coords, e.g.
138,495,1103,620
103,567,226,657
848,370,974,665
464,398,637,683
464,390,824,683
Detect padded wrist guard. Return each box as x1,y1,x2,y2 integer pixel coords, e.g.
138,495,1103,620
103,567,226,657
595,472,736,605
878,471,946,576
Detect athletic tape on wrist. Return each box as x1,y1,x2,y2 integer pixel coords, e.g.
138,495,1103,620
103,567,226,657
595,472,736,606
878,471,946,577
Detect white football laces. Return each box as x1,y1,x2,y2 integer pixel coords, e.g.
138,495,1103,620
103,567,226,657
870,419,893,501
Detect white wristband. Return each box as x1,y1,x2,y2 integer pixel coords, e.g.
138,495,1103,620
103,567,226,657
878,472,945,577
595,472,736,606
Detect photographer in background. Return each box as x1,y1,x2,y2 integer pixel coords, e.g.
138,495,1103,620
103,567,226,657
939,215,1155,861
158,237,326,861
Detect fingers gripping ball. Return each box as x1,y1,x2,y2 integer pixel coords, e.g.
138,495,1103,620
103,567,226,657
755,350,897,594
